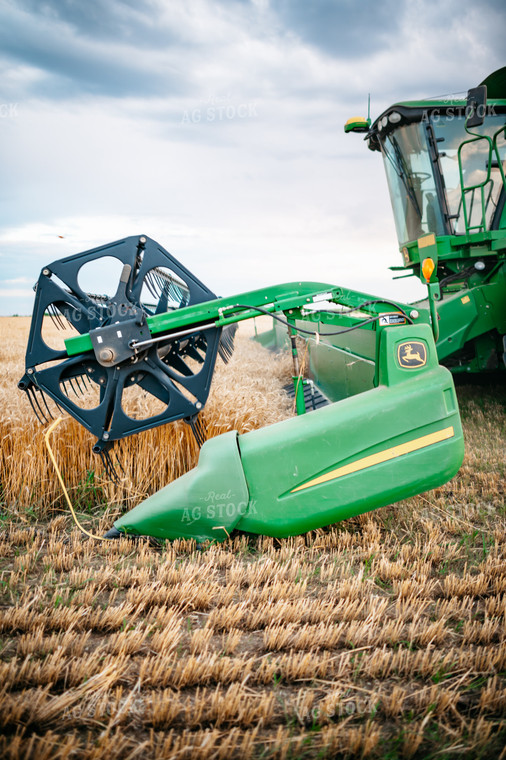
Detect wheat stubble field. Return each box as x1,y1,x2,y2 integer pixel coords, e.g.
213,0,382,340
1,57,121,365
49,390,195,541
0,316,505,759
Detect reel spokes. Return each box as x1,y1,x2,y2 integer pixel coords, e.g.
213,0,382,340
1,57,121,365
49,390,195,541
20,235,227,454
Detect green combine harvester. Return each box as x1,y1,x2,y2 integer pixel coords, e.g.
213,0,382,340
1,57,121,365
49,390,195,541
20,68,505,542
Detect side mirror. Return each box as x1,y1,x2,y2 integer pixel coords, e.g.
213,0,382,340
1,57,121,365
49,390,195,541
466,85,487,129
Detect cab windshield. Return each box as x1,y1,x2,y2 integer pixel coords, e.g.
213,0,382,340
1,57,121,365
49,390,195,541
380,114,506,246
380,122,445,245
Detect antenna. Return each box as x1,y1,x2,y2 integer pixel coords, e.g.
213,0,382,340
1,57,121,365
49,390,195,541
344,94,372,134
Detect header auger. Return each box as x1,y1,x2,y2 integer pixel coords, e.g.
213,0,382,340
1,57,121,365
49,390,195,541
20,69,505,542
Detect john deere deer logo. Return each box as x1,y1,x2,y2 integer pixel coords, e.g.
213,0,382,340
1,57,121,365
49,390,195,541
398,341,427,368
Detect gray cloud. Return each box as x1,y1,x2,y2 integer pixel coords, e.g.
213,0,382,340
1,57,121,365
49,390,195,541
17,0,164,42
0,1,188,98
270,0,404,57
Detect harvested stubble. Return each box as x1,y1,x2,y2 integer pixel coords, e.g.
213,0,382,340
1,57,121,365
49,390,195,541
1,317,506,759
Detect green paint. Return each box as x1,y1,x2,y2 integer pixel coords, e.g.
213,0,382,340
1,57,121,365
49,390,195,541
113,325,463,541
114,432,249,542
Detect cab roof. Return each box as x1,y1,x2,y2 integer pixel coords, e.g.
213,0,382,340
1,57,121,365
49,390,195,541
368,67,506,151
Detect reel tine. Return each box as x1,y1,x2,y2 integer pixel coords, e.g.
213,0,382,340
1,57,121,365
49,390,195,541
185,414,207,447
168,281,179,302
99,448,121,483
55,304,68,330
220,337,233,362
39,388,55,421
93,437,125,483
153,272,166,292
170,282,185,303
98,449,110,478
144,271,159,300
26,386,49,424
217,343,228,363
218,324,237,364
26,387,45,423
83,374,94,393
114,450,126,476
54,398,65,414
48,303,66,331
74,375,86,396
68,378,78,397
48,304,59,330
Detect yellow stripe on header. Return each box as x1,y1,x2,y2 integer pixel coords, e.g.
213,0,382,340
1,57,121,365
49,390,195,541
290,426,455,493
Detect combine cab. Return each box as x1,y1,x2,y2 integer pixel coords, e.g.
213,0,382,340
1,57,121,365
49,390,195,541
19,69,506,542
349,67,506,376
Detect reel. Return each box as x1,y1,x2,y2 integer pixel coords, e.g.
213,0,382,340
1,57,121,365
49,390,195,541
19,235,235,470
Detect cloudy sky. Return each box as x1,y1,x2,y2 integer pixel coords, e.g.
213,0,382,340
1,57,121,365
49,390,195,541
0,0,504,315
